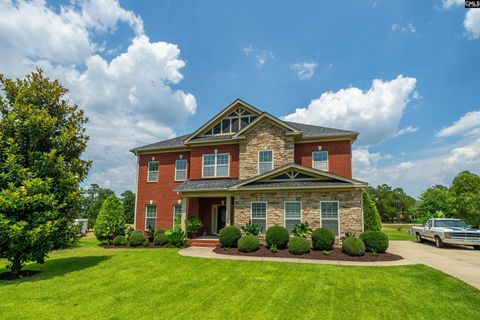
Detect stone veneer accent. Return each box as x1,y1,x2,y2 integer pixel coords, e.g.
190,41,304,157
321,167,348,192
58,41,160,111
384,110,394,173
239,119,295,179
233,190,363,236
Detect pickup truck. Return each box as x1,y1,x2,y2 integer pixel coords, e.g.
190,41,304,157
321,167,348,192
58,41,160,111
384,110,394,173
410,218,480,249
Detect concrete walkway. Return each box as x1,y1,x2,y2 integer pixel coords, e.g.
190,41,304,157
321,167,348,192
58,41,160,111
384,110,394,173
179,246,415,267
387,241,480,289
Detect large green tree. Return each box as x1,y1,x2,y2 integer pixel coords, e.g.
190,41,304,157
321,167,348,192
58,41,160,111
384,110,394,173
415,185,450,223
449,171,480,228
363,192,382,231
121,190,135,224
79,183,114,227
367,184,416,222
0,70,90,275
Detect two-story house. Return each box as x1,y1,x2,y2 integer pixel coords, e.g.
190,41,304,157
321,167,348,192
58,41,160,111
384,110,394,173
130,99,367,239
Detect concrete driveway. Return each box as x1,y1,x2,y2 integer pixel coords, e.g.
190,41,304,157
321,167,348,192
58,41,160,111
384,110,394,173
388,240,480,289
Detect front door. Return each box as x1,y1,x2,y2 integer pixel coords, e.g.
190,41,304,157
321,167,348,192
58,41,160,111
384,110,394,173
214,205,227,234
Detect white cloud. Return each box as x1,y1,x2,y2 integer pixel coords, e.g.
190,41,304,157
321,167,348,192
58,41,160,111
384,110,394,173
464,9,480,39
395,125,419,137
290,62,318,80
243,45,253,56
442,0,464,9
391,23,416,33
352,148,392,167
437,110,480,137
443,146,480,166
283,75,417,146
0,0,196,194
255,50,275,67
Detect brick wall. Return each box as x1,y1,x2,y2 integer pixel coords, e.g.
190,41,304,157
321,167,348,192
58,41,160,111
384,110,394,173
233,190,363,236
294,140,352,178
239,120,295,179
135,150,189,230
189,144,239,179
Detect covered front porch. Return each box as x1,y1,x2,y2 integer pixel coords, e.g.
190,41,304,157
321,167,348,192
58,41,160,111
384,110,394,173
180,194,234,236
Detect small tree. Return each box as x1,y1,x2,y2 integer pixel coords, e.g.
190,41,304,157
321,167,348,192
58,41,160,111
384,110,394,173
449,171,480,228
363,191,382,231
94,195,126,243
0,70,90,275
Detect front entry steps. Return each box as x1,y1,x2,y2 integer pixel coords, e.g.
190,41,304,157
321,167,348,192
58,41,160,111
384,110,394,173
188,238,220,248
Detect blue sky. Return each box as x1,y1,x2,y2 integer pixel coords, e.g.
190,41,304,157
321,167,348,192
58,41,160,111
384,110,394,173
1,0,479,197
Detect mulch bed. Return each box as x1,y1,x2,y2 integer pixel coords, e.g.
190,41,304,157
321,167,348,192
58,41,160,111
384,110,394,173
101,243,167,249
0,270,40,281
213,245,403,262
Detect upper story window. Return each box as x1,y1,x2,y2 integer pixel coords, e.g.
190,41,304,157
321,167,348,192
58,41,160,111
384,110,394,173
203,107,258,136
147,161,159,182
312,151,328,171
258,150,273,174
175,159,187,181
202,153,229,177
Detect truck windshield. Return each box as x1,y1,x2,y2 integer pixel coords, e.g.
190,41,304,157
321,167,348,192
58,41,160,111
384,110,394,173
434,220,467,228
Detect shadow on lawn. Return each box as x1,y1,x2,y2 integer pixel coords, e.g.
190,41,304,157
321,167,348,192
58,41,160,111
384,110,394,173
0,255,110,284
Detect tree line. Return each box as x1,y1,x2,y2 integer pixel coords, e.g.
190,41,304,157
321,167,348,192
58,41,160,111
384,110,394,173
367,171,480,228
78,184,135,228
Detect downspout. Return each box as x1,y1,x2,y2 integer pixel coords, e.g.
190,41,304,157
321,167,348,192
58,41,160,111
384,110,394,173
133,154,139,229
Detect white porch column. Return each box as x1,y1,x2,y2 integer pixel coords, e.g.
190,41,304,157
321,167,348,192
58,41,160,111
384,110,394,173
181,196,189,232
225,195,232,226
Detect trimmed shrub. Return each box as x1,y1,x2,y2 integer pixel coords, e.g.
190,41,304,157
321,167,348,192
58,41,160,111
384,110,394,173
238,235,260,252
288,237,310,255
219,226,242,248
265,226,289,250
342,237,365,256
154,233,168,246
166,229,188,248
94,195,126,243
311,228,335,251
360,231,389,253
112,235,127,246
154,229,167,237
129,231,146,247
363,192,382,231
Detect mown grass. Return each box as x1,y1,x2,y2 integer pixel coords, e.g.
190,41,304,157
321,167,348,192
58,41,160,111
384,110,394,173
0,237,478,320
382,223,416,241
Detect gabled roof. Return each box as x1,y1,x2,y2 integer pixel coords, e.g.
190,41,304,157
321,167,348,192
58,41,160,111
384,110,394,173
173,164,367,193
183,99,262,144
232,113,301,138
130,99,359,154
230,163,367,190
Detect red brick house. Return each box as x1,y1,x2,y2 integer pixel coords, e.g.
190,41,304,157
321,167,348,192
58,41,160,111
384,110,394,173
130,99,367,238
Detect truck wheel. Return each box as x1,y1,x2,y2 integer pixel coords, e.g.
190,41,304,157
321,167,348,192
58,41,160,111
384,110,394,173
473,245,480,250
435,236,445,248
415,233,423,243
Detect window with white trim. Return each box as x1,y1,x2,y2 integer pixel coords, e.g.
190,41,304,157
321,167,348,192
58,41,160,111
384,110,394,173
258,150,273,174
285,201,301,233
251,202,267,233
147,161,159,182
146,204,157,229
202,153,229,177
312,151,328,171
321,201,339,236
175,159,187,181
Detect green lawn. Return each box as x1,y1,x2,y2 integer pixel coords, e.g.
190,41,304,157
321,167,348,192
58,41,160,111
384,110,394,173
1,238,479,320
382,223,416,241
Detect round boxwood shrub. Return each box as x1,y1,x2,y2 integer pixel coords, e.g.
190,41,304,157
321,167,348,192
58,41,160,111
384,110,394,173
311,228,335,251
288,237,310,255
360,231,389,253
342,237,365,256
219,226,242,248
238,235,260,252
129,231,146,247
154,232,168,246
112,235,127,246
266,226,290,250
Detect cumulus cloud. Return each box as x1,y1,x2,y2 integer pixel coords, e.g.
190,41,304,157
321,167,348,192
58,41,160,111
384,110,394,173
0,0,196,193
290,62,318,80
352,148,392,167
395,125,419,137
283,75,417,146
391,23,416,33
442,0,463,9
464,9,480,39
242,46,275,68
437,110,480,137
